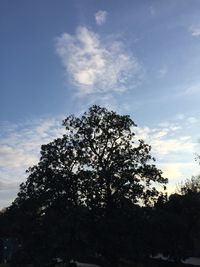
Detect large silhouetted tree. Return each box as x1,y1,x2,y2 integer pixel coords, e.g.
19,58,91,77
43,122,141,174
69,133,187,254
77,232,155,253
15,105,167,210
11,105,167,265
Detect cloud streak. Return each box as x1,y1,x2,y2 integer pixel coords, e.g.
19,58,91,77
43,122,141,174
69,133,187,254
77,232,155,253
0,117,65,169
0,116,65,209
56,26,140,96
136,123,196,157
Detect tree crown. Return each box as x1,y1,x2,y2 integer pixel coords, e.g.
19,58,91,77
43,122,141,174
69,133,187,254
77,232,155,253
14,105,167,211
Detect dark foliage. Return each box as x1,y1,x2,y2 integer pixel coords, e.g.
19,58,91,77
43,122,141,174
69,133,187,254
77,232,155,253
1,106,169,266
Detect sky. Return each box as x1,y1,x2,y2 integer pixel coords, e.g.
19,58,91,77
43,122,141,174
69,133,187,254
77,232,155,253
1,0,200,209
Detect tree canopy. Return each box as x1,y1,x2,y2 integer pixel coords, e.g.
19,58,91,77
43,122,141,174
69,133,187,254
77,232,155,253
8,105,169,266
14,105,167,211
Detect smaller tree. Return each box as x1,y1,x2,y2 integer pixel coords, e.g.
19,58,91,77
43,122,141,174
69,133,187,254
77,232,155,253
178,175,200,195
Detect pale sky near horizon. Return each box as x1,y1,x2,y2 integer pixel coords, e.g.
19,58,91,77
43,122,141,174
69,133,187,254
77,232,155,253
1,0,200,209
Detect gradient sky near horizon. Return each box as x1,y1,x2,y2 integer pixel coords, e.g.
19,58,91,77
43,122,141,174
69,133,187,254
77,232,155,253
1,0,200,209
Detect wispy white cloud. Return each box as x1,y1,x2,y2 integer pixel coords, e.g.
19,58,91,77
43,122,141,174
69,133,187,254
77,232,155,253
0,116,65,208
136,117,200,193
137,124,195,157
0,145,37,169
190,25,200,37
171,114,198,125
136,116,199,177
152,138,195,156
95,10,108,25
56,26,141,96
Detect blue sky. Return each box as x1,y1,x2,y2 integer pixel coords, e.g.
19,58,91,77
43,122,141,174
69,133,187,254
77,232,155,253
1,0,200,208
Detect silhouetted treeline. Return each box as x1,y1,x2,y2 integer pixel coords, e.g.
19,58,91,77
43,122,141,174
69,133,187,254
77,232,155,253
0,106,199,267
1,190,200,266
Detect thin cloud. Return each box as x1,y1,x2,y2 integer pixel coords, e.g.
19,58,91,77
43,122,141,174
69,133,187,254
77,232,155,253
149,6,156,17
135,118,199,192
183,84,200,95
175,113,185,121
152,138,195,156
0,117,65,188
0,180,19,191
0,145,37,169
95,10,108,25
136,119,197,158
56,26,141,96
187,117,198,124
190,26,200,37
